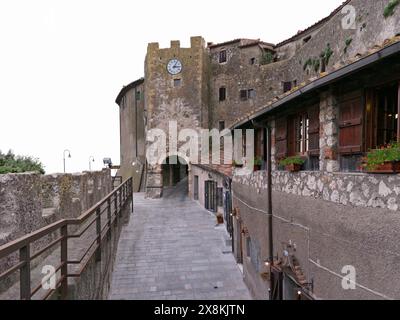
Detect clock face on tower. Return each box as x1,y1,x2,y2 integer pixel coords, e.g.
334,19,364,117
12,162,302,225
167,59,183,75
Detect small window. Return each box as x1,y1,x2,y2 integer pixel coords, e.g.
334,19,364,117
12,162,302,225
219,50,227,63
219,87,226,102
240,90,248,101
303,35,312,43
283,81,292,93
135,90,141,101
250,57,256,65
174,79,182,87
219,121,225,131
248,89,256,99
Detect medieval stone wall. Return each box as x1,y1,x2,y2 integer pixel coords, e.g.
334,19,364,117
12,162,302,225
0,169,111,294
233,180,400,300
118,81,146,192
209,42,285,129
234,170,400,212
144,37,209,198
279,0,400,88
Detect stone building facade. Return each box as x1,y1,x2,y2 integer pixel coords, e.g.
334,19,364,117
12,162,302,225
115,78,146,192
116,0,400,300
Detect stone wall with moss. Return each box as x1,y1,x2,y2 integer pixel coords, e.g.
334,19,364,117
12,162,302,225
277,0,400,87
0,169,111,294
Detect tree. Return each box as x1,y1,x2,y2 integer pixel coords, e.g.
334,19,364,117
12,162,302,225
0,150,45,174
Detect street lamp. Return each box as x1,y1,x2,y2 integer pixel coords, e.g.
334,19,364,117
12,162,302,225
89,156,95,171
63,149,71,173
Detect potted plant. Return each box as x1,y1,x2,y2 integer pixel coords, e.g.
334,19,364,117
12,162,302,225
251,157,263,171
232,160,243,168
362,142,400,173
279,156,306,172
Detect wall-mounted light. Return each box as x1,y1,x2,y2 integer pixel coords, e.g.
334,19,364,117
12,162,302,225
283,250,289,257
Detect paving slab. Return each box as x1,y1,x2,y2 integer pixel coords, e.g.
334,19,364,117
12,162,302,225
109,180,251,300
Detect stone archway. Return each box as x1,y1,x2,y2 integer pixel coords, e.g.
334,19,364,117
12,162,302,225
161,155,188,187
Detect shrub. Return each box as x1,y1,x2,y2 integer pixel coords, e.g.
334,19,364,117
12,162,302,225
260,51,274,65
0,150,45,174
279,156,306,167
251,157,263,166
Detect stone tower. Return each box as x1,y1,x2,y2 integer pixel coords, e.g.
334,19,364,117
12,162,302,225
144,36,209,198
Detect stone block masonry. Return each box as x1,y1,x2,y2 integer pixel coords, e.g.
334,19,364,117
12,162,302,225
234,170,400,212
144,37,209,198
0,169,111,294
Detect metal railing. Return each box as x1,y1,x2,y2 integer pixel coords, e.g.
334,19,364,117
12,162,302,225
0,177,133,300
112,176,123,190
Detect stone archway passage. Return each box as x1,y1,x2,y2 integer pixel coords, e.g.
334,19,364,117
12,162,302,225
162,156,188,187
109,183,251,300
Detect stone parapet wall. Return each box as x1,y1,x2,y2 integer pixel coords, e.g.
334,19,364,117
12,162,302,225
0,169,111,294
233,170,400,212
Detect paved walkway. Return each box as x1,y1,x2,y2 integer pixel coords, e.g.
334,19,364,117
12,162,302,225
109,179,251,300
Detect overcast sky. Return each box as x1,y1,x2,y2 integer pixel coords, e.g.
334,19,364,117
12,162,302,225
0,0,344,174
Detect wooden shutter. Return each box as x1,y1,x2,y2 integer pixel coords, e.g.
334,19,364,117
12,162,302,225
270,267,283,300
338,91,364,154
308,104,320,156
255,128,264,158
275,117,288,159
287,116,296,156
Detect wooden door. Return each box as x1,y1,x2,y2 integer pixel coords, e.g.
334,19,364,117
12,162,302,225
193,176,199,200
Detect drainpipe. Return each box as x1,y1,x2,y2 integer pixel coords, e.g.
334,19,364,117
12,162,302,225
397,81,400,143
252,119,274,264
135,87,138,158
266,125,274,265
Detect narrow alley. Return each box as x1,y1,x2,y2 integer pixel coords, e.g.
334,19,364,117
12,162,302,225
109,180,251,300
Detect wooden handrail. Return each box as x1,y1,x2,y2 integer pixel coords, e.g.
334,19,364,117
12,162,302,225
0,177,133,300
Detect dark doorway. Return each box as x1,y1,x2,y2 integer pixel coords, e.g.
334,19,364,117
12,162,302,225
193,175,199,200
204,180,217,212
162,156,188,187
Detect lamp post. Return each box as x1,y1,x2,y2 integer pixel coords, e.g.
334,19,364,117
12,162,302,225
89,156,95,171
63,149,71,173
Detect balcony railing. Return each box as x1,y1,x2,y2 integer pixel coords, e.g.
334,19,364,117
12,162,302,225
0,177,133,300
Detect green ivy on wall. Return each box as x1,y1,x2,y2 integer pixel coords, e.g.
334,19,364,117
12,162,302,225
384,0,400,18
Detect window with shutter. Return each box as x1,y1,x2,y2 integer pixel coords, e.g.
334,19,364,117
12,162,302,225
308,104,320,156
275,117,288,159
240,90,248,101
338,91,364,155
255,128,264,159
287,116,296,156
219,50,227,63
